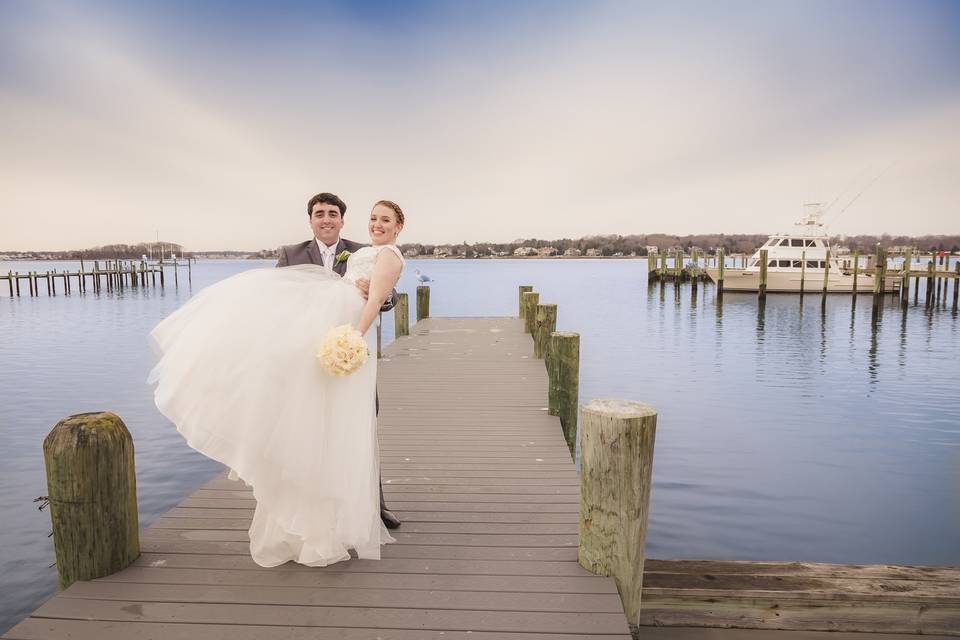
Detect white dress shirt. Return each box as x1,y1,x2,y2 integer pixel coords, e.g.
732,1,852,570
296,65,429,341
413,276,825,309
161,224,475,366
316,238,339,271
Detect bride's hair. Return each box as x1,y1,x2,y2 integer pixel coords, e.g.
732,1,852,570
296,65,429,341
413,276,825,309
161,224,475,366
373,200,404,225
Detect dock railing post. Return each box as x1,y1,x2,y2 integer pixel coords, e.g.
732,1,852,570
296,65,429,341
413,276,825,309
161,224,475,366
578,399,657,638
533,303,557,359
42,412,140,590
416,285,430,321
518,285,533,318
546,331,579,456
521,291,539,333
394,292,410,337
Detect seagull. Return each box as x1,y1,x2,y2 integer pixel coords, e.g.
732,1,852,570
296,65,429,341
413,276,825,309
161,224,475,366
415,269,433,283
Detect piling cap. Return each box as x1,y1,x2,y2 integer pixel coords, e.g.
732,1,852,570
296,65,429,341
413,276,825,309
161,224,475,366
583,398,657,419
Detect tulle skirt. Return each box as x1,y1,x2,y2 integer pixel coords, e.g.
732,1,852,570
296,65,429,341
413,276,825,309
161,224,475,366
148,264,394,567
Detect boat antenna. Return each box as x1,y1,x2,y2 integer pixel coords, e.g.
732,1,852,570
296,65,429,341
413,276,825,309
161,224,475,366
821,166,871,216
833,160,897,224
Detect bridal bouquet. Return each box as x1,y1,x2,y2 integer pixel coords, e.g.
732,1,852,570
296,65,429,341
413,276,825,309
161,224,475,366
317,324,369,376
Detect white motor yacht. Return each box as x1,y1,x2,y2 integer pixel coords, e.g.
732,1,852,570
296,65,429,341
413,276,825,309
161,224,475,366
706,206,897,293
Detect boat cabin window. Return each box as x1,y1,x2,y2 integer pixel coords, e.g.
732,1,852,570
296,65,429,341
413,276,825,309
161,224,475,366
792,260,801,267
768,260,777,267
779,238,791,246
805,239,817,247
764,239,778,247
791,239,804,247
806,260,818,268
778,260,792,267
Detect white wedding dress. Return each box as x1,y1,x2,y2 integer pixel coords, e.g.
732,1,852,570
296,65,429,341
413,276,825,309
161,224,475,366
148,245,402,567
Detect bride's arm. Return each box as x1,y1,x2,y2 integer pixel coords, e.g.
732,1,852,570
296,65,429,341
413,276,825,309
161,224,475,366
356,250,403,335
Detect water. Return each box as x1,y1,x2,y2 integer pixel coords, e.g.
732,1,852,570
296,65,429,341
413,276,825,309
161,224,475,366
1,257,958,633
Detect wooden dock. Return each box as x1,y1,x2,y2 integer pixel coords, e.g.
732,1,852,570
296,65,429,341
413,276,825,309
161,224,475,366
0,258,191,297
4,317,632,639
5,314,958,638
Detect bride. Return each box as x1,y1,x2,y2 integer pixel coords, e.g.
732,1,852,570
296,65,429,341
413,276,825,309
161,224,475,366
148,200,405,567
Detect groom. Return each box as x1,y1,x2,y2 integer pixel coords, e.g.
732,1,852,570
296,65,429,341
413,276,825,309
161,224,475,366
277,191,401,530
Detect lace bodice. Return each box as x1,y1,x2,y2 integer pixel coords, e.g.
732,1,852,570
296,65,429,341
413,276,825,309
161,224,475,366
343,245,405,282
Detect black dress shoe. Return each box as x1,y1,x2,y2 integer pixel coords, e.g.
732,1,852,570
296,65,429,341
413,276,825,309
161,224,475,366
381,508,401,529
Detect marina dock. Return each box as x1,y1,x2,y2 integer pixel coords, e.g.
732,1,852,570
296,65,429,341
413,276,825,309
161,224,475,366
4,297,958,638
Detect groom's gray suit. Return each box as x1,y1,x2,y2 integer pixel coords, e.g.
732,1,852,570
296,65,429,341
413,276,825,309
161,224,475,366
276,237,400,529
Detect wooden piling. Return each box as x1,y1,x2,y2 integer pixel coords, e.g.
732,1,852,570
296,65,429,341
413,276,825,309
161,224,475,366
954,261,959,310
533,303,557,359
7,271,13,297
518,285,533,318
42,412,140,590
851,250,860,294
800,250,806,294
758,249,768,299
716,248,725,294
416,285,430,321
578,399,657,636
659,252,667,282
521,291,539,333
394,292,410,337
900,249,912,303
926,259,934,306
547,331,579,455
822,249,831,294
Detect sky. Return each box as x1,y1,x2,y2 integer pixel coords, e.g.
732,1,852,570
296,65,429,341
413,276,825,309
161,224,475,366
1,0,959,251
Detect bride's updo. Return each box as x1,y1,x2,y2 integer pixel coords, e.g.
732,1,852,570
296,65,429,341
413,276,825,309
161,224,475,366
374,200,404,225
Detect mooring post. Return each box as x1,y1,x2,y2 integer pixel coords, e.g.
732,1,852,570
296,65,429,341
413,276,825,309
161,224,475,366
521,291,539,333
716,248,725,295
822,249,831,295
851,249,860,295
578,399,657,638
416,285,430,322
758,249,768,299
659,251,667,282
547,331,579,456
900,249,912,304
6,271,12,297
42,412,140,590
518,285,533,318
926,259,934,306
533,303,557,359
953,261,959,310
394,292,410,337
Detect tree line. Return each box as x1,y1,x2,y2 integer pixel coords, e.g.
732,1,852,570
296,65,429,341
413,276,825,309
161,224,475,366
398,233,960,257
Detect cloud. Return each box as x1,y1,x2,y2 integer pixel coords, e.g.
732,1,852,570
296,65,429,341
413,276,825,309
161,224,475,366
1,0,958,250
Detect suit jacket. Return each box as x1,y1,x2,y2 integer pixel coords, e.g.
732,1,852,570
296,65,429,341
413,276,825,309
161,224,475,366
276,238,396,311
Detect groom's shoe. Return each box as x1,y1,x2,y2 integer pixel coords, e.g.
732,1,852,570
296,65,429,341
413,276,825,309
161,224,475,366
380,482,401,529
381,508,402,529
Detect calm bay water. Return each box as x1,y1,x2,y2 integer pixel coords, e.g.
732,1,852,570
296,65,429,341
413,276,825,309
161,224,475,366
1,257,958,632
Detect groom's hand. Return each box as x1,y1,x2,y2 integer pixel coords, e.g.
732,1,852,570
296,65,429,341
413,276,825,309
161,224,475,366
355,278,370,299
